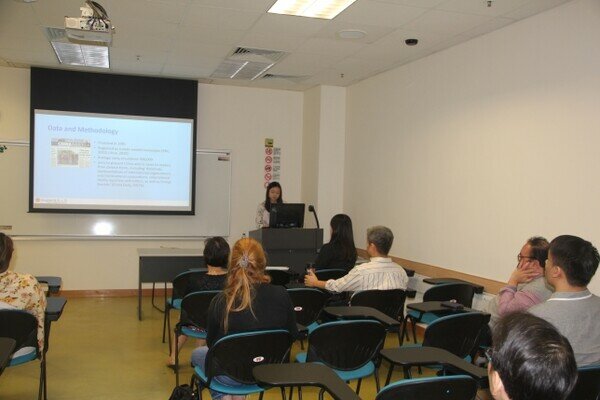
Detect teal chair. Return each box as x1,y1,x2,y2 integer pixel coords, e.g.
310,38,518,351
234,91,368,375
0,310,46,400
405,283,476,343
295,320,387,397
191,329,294,400
173,290,221,385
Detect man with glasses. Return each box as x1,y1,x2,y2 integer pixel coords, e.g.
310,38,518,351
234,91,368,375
486,237,553,330
530,235,600,366
487,312,577,400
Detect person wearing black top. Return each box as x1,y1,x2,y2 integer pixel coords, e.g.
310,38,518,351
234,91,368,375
314,214,357,271
167,237,229,367
191,237,298,400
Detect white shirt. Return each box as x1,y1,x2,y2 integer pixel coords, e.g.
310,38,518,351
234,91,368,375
325,257,409,293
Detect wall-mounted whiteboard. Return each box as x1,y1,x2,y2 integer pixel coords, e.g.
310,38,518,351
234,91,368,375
0,140,231,239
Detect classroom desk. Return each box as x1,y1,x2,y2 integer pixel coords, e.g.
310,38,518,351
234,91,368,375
36,276,62,295
45,297,67,352
323,306,401,328
253,363,360,400
137,248,205,320
0,337,16,376
380,347,488,388
422,277,484,294
402,301,488,345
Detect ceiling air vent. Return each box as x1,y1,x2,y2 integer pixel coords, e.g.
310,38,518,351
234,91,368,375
262,74,307,83
211,47,288,81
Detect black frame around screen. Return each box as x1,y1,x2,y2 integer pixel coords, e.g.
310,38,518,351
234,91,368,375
269,203,306,228
29,67,198,215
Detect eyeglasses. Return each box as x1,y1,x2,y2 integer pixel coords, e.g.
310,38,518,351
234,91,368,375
484,347,494,364
517,254,536,262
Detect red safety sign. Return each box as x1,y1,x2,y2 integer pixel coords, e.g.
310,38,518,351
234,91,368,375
264,164,272,172
265,147,273,155
264,173,272,180
265,156,272,163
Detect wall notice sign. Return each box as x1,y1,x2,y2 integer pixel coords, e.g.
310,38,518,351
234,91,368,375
263,139,281,187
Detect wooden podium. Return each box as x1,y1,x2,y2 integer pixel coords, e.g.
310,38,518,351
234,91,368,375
249,228,323,275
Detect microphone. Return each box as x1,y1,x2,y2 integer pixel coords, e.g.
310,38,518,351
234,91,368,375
308,205,320,229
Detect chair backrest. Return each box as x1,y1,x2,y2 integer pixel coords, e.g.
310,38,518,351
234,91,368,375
423,283,476,308
179,290,221,328
423,312,488,359
375,375,478,400
205,329,293,385
307,320,386,371
266,269,291,286
171,270,208,300
315,269,348,281
567,364,600,400
287,288,329,326
0,310,38,353
350,289,407,321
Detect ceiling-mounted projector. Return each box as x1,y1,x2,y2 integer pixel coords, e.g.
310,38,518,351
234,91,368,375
65,0,114,45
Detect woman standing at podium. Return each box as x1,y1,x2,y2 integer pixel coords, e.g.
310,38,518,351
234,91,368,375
255,181,283,228
314,214,357,271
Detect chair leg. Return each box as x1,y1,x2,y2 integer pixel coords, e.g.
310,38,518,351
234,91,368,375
167,308,172,349
162,304,169,343
38,355,47,400
385,362,394,386
374,368,381,392
411,317,418,344
298,386,303,400
175,330,180,385
318,388,325,400
355,378,362,394
280,386,287,400
259,392,264,400
403,366,412,379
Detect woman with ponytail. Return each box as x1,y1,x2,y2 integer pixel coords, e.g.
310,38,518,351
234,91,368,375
191,237,298,400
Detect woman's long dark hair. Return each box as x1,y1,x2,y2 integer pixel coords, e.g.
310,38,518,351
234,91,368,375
329,214,357,262
264,181,283,212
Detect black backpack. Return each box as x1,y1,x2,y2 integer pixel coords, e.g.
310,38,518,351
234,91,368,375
168,384,196,400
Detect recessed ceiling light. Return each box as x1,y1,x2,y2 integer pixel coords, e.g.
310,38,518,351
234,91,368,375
337,29,366,40
268,0,358,20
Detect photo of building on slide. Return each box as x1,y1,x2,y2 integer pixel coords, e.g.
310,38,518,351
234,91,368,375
51,138,91,168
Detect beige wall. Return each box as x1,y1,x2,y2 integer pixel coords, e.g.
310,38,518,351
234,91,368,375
0,71,303,290
345,0,600,294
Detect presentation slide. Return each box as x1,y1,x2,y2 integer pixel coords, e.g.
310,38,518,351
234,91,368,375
32,110,194,213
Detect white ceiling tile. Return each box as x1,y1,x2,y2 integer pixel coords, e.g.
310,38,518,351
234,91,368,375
0,1,38,29
250,14,328,38
335,1,428,28
109,60,165,75
436,0,531,17
238,32,306,53
502,0,573,19
401,9,493,37
372,0,446,8
108,0,188,24
182,5,263,31
161,63,216,78
108,48,169,64
191,0,275,12
314,20,395,44
296,38,365,58
270,52,340,75
175,25,246,47
169,42,232,60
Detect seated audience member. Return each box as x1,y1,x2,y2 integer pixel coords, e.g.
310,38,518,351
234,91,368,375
191,237,298,400
530,235,600,366
0,232,47,356
486,237,553,330
305,225,408,293
167,236,230,367
314,214,357,271
488,312,577,400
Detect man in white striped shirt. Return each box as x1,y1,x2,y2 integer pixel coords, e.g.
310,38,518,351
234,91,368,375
304,225,409,293
530,235,600,366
